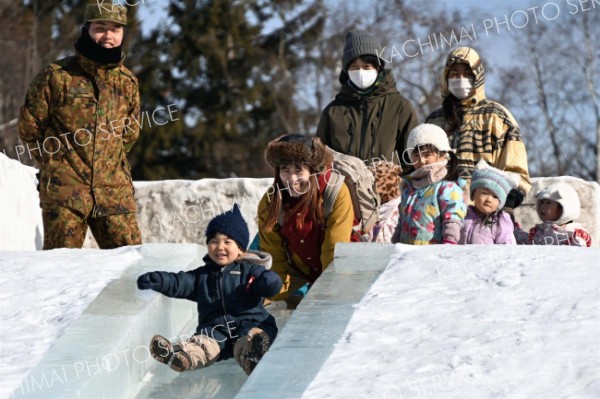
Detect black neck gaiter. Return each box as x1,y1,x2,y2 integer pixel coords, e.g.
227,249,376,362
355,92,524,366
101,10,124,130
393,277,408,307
75,27,122,65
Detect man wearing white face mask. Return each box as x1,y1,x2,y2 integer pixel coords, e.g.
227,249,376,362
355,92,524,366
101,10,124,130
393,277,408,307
426,47,531,217
317,29,418,167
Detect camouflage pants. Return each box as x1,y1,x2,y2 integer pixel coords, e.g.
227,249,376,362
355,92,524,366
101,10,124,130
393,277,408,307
42,207,142,250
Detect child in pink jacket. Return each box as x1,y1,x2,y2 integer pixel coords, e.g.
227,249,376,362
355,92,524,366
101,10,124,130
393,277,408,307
459,161,518,245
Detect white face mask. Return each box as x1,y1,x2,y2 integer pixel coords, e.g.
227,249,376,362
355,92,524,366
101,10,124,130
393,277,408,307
448,77,474,99
348,69,378,90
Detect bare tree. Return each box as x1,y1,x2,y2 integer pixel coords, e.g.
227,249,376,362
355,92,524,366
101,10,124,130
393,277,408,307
0,3,33,163
497,8,599,181
300,0,487,128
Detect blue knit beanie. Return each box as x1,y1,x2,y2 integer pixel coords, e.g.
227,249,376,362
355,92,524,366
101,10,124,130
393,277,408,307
470,163,516,209
205,204,249,249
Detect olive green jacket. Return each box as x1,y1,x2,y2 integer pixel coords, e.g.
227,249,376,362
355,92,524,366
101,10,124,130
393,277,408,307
19,53,140,216
317,69,418,167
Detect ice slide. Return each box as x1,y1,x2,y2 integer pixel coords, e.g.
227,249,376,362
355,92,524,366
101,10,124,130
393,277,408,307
11,243,383,398
10,243,599,398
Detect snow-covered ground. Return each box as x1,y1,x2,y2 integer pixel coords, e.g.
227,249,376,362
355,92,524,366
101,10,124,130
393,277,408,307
302,244,600,399
1,243,599,398
2,154,599,398
0,247,142,398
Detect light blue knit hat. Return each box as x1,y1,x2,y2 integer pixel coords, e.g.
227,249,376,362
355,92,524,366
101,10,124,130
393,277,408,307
470,161,518,209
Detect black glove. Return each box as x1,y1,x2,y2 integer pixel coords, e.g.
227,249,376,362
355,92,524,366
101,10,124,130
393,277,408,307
248,268,283,298
504,188,524,209
137,272,163,290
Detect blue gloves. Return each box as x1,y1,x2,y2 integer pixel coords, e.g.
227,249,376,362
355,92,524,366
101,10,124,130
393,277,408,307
137,272,163,290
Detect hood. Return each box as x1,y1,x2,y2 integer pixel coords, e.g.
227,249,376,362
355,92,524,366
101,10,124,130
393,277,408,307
441,47,486,105
240,250,273,269
535,182,581,225
337,69,399,101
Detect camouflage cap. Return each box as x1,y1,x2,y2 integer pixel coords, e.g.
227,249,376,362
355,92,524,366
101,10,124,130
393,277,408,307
85,1,127,25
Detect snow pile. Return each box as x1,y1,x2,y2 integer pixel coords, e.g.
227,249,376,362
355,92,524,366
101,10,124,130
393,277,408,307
0,153,42,250
0,246,143,398
1,150,597,251
83,178,272,248
302,244,600,398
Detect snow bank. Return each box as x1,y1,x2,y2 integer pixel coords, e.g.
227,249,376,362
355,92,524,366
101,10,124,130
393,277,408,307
96,177,272,247
0,148,272,249
94,176,596,248
301,244,600,399
1,150,597,249
0,153,42,250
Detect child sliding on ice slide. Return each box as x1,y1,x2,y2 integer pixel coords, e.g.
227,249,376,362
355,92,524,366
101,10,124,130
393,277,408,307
137,204,282,375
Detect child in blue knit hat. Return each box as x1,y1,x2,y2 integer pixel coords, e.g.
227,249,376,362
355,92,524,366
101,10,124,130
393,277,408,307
137,204,282,375
459,161,519,244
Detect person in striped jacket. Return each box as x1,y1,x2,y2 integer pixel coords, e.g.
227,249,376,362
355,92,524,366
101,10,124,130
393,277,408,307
426,47,531,217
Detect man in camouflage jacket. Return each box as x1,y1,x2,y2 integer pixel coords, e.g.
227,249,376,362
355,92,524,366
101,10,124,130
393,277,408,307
18,2,141,249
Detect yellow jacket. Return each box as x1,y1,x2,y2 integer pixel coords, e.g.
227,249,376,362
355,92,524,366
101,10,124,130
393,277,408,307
426,47,531,196
257,183,354,300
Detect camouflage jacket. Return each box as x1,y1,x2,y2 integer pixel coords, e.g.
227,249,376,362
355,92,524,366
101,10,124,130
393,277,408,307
18,53,140,217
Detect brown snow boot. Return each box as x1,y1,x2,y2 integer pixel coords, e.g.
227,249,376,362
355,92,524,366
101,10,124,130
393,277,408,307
233,327,271,375
149,335,183,365
169,334,221,372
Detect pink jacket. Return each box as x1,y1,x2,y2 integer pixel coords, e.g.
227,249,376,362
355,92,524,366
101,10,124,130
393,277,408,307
459,206,516,245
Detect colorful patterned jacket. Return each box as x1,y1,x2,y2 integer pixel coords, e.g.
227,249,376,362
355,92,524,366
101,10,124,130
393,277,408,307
392,162,467,245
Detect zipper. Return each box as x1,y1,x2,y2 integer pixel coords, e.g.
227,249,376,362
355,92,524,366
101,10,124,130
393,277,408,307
217,268,232,337
370,121,376,159
371,106,382,159
217,268,228,315
346,123,355,154
359,99,369,160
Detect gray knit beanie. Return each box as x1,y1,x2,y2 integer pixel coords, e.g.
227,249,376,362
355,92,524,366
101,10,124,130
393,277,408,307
342,29,382,70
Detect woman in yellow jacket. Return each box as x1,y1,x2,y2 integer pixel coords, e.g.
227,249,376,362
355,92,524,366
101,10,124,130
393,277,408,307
426,47,531,213
257,134,354,309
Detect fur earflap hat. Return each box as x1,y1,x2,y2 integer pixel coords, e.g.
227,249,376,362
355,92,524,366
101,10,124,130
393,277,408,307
264,134,333,172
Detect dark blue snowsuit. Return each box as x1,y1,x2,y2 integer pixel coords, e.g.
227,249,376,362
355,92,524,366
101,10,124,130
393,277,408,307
147,254,282,360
